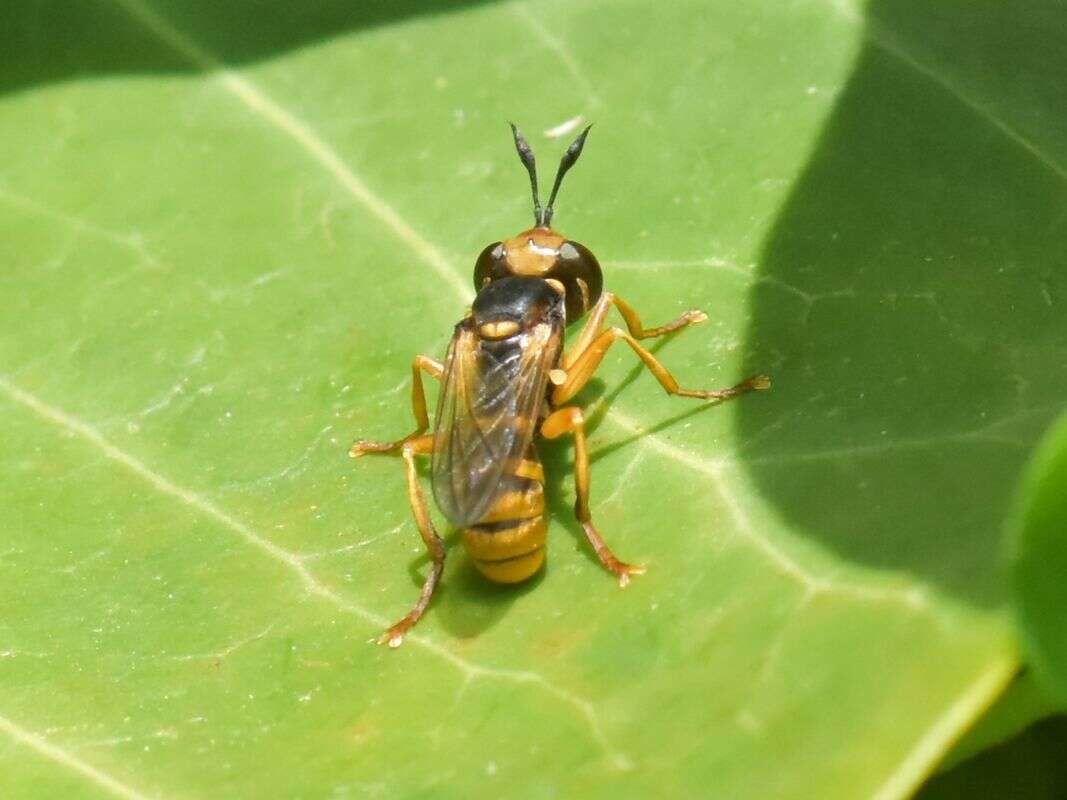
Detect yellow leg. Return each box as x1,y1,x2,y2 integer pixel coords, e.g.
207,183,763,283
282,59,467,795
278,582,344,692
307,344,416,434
350,355,443,457
379,435,444,648
542,406,645,586
563,292,706,369
554,326,770,405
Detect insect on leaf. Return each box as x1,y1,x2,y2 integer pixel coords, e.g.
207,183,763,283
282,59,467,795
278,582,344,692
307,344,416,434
1,1,1065,798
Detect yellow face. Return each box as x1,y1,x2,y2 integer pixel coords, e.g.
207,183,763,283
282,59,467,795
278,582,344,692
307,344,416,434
473,226,604,326
501,227,566,276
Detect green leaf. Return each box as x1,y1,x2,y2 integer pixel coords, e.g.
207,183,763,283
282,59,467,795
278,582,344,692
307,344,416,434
2,1,1064,797
938,671,1063,772
916,715,1067,800
1011,413,1067,703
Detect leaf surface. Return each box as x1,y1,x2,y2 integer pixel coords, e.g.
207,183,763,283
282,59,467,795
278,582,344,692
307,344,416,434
917,715,1067,800
1011,413,1067,703
2,1,1064,798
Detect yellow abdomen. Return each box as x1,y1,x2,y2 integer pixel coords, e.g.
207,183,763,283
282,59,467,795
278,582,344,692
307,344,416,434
461,454,546,583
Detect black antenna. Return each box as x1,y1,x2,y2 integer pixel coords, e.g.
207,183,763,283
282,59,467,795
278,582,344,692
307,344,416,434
509,122,542,226
543,124,592,227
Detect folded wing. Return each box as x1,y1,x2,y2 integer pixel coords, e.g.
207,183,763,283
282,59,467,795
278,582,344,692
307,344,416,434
431,320,561,526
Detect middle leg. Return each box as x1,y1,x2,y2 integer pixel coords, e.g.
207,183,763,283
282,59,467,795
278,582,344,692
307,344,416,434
541,406,645,586
351,354,443,457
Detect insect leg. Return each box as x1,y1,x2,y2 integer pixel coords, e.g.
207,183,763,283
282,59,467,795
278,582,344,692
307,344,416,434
379,434,445,648
563,292,706,369
554,327,770,405
542,406,644,586
350,355,444,457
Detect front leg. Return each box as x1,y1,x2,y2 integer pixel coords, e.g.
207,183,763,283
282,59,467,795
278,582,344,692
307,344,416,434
350,354,443,457
563,291,706,370
554,326,769,406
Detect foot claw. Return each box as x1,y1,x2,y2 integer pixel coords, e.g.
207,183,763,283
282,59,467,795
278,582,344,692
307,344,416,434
749,374,771,390
377,628,406,648
350,439,398,458
687,310,708,325
611,561,645,588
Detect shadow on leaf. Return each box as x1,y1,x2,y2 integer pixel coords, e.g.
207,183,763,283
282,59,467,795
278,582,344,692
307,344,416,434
3,0,498,98
736,0,1067,607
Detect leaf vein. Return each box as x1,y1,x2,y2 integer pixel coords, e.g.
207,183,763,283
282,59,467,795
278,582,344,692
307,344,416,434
0,375,626,767
829,0,1067,184
0,714,155,800
111,0,471,304
511,1,602,110
0,184,158,265
110,0,942,616
604,407,934,612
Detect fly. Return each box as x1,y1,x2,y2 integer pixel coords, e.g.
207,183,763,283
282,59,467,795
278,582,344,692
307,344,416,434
351,124,770,647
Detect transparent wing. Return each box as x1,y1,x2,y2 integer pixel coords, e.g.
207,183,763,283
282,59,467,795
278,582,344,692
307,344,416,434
431,320,562,527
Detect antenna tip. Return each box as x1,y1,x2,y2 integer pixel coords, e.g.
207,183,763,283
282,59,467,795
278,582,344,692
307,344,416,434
510,122,532,153
569,124,593,154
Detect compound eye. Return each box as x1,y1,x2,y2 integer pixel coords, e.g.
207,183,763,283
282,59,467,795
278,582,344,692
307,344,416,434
473,241,507,291
552,239,603,323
